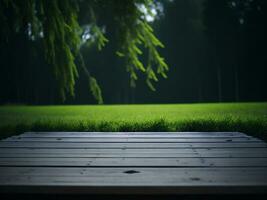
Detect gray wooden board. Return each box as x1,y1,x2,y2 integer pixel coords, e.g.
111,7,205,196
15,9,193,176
0,147,267,153
0,167,267,194
20,131,248,137
17,134,251,139
0,142,266,148
4,137,260,143
0,131,267,195
0,157,267,167
1,152,267,158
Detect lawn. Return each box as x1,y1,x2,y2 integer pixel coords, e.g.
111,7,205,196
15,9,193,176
0,102,267,139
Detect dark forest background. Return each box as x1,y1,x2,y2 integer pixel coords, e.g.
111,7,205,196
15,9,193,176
0,0,266,105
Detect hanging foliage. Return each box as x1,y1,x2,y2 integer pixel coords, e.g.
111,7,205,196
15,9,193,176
0,0,168,104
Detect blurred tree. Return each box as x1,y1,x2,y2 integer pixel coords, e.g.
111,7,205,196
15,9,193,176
203,0,267,102
0,0,168,103
203,0,239,102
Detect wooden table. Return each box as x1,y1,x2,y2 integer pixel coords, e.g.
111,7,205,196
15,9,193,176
0,132,267,196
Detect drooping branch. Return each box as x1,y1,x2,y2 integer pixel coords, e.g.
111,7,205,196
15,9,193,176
0,0,168,103
114,0,168,90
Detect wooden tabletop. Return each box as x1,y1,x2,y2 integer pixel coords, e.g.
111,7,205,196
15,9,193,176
0,132,267,195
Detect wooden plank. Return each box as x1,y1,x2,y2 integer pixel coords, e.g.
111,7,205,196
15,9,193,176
17,134,252,139
1,152,266,158
1,147,267,154
16,135,252,139
0,167,266,194
20,131,248,137
0,157,267,167
1,166,266,176
4,137,260,143
0,142,266,148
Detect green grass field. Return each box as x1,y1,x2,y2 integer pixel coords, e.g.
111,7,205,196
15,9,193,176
0,102,267,139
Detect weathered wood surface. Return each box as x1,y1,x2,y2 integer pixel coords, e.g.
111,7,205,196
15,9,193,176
0,167,267,194
4,137,261,142
19,131,249,137
1,152,266,158
0,132,267,195
1,157,267,167
1,142,266,148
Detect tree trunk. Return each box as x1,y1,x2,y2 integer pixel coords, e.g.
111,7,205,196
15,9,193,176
217,64,222,102
234,64,240,102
